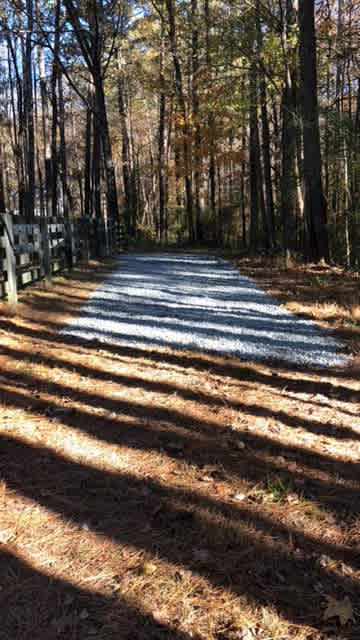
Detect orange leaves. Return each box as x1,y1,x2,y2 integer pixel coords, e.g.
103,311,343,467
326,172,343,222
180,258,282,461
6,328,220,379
174,113,186,128
172,109,248,166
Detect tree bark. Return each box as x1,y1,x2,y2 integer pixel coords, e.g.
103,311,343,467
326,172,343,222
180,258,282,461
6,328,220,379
249,65,259,250
166,0,194,242
281,0,298,261
24,0,35,220
63,0,119,222
158,22,166,242
51,0,60,217
192,0,202,241
58,73,70,219
204,0,216,241
256,0,274,248
84,89,93,219
299,0,329,261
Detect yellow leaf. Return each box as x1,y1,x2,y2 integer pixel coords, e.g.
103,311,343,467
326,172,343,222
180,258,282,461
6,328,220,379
323,596,354,626
142,561,157,576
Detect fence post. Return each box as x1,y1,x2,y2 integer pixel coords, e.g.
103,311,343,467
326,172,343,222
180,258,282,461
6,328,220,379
3,213,18,305
40,217,52,286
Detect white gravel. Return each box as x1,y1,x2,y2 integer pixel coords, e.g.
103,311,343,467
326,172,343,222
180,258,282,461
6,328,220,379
61,253,348,367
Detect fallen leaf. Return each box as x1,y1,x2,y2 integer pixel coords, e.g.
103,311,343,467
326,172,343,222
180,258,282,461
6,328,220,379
233,492,247,501
142,561,157,575
152,607,169,624
201,475,214,483
286,493,299,504
323,595,354,625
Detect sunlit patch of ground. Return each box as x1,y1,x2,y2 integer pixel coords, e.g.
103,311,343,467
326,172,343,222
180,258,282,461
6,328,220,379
0,258,359,639
234,257,360,360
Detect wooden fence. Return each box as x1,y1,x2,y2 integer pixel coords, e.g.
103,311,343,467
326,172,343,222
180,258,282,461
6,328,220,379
0,214,118,304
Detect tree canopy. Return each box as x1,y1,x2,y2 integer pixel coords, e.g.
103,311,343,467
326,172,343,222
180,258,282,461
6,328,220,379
0,0,359,265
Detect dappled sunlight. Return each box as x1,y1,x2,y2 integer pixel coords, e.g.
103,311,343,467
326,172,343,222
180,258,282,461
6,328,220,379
1,265,360,639
61,255,349,367
0,548,209,639
237,258,360,357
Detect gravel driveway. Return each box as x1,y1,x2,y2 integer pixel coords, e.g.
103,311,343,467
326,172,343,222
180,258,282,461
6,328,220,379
61,253,348,367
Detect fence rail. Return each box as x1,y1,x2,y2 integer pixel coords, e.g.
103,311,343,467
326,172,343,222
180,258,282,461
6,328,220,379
0,214,118,304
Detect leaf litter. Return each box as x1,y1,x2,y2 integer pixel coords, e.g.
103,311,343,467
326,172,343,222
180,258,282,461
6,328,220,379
0,259,359,639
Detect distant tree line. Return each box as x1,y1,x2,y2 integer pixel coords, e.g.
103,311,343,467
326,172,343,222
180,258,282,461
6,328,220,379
0,0,359,266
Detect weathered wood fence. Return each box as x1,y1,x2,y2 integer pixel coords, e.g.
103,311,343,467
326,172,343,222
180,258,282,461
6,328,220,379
0,214,118,304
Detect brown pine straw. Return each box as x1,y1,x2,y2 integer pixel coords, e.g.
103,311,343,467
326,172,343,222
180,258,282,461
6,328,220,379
0,257,359,639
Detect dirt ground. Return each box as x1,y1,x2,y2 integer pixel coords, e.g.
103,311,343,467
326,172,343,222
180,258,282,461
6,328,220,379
0,257,359,640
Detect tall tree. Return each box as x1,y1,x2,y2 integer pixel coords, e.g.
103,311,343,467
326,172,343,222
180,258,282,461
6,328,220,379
24,0,35,219
157,20,166,242
299,0,329,261
166,0,194,241
63,0,119,220
281,0,298,261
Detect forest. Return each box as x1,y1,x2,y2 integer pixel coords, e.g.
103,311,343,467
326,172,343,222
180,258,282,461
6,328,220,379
1,2,360,638
0,0,359,266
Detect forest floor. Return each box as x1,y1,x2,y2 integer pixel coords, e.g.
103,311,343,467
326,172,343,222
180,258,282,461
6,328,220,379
230,256,360,361
0,256,359,640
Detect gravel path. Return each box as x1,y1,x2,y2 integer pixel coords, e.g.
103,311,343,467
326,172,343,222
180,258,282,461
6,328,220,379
61,253,348,367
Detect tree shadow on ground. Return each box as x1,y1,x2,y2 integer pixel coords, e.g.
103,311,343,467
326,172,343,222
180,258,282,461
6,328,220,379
0,549,198,640
235,257,360,349
0,265,359,639
56,253,347,368
1,432,359,639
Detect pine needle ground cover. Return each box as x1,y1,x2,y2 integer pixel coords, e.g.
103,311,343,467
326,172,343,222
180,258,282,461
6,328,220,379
0,259,359,640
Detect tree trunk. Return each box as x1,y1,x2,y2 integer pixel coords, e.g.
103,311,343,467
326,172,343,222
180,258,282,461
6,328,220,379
58,73,69,219
249,65,259,250
281,0,298,261
24,0,35,220
84,89,92,219
0,148,6,212
94,73,119,221
204,0,216,240
63,0,119,222
92,97,102,221
299,0,329,261
256,0,274,248
260,81,275,247
117,55,133,236
33,60,44,217
166,0,194,242
51,0,60,217
158,23,166,242
192,0,202,241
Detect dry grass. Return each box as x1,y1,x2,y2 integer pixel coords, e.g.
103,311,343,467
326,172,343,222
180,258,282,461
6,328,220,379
233,257,360,360
0,257,359,640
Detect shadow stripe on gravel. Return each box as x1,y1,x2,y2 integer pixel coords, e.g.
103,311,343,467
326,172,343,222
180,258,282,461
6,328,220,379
61,253,349,368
